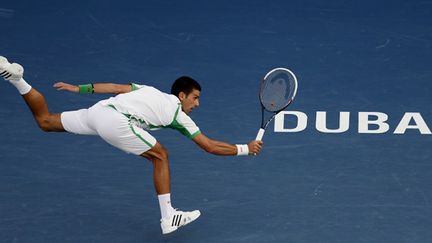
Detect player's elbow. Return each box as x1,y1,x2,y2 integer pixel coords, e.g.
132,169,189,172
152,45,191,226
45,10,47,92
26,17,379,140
194,134,218,154
200,141,216,154
203,145,216,154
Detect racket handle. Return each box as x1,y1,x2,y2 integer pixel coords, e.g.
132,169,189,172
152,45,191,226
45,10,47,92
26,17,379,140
255,128,265,141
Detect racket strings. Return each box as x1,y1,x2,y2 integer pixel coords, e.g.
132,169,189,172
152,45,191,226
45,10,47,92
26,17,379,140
260,71,296,112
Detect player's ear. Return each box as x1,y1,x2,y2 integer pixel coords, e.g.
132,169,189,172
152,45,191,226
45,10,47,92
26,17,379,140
178,91,186,101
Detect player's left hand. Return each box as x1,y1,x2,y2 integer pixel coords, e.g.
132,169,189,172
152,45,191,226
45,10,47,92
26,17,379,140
53,82,79,93
248,140,263,155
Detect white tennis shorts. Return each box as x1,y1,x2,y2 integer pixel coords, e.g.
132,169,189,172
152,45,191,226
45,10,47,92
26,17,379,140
60,103,157,155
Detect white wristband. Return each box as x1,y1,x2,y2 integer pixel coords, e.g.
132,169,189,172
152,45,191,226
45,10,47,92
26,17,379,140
236,144,249,156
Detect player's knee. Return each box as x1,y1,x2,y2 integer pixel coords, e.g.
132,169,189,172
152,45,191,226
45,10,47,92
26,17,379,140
36,116,52,132
36,114,57,132
141,143,169,162
154,145,169,161
150,143,169,161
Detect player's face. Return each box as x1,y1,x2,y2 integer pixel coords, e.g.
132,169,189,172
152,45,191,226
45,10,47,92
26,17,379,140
179,89,200,114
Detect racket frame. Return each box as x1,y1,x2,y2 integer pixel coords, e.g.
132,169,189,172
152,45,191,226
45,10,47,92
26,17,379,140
256,67,298,141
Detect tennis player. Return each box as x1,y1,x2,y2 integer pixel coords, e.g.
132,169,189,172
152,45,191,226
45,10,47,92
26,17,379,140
0,56,263,234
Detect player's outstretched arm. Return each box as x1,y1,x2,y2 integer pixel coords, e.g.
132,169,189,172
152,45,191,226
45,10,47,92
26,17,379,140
53,82,132,94
192,133,263,156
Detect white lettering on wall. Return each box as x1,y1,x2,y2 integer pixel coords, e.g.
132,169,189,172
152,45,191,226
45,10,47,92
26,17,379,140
316,111,350,133
274,111,307,132
394,112,432,134
358,112,390,134
273,111,431,135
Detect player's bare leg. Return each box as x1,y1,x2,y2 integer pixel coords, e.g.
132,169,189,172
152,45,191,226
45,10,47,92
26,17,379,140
22,89,65,132
1,56,64,132
141,142,171,194
142,143,201,234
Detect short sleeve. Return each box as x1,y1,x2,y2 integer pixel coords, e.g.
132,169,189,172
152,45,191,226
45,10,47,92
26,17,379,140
169,108,201,139
131,83,145,91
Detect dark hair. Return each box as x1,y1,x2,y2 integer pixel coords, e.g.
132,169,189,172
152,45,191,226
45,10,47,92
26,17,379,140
171,76,201,97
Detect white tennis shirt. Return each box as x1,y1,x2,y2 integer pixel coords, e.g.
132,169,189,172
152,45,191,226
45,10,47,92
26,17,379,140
98,84,201,139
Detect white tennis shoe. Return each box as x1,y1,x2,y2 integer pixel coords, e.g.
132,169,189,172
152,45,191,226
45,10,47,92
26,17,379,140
160,209,201,234
0,56,24,82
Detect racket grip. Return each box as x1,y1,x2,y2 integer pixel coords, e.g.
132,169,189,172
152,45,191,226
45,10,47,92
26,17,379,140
255,128,265,141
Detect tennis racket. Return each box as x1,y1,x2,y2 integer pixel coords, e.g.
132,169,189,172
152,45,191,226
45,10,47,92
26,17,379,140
255,67,298,141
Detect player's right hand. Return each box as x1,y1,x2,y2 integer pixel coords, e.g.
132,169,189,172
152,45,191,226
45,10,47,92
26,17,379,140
53,82,79,93
248,140,263,155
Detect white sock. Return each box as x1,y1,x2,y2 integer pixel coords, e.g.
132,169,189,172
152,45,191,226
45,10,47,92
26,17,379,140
10,78,32,95
158,193,175,219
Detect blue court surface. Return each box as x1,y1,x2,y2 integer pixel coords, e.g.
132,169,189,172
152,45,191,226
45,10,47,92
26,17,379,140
1,0,432,242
